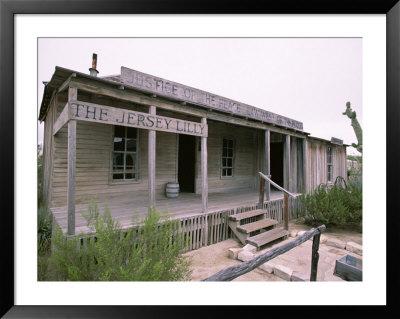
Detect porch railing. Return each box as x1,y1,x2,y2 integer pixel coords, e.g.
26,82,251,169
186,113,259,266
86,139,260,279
258,172,296,231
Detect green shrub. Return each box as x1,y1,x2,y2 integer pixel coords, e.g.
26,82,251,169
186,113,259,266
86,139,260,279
46,201,192,281
299,183,362,229
38,205,52,254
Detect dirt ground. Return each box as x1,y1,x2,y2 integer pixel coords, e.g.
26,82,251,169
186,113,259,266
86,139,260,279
184,220,362,281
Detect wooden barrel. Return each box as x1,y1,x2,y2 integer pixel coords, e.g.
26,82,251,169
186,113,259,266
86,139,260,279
166,182,180,198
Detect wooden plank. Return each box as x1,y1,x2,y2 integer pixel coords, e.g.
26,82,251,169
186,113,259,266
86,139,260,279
283,193,289,231
201,117,208,213
229,209,265,221
203,225,326,281
70,77,208,118
206,112,305,139
264,129,271,200
237,218,278,234
148,105,156,207
310,232,321,281
246,228,289,248
69,100,208,137
53,102,70,135
121,66,303,131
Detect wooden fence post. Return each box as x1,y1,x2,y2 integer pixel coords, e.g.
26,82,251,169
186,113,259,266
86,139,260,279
259,178,265,208
310,232,321,281
283,193,289,231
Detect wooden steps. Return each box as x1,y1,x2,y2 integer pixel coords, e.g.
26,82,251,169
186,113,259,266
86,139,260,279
237,218,278,234
246,228,289,249
228,209,289,249
229,209,265,221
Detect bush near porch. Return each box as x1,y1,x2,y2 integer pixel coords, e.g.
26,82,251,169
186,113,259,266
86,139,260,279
38,200,192,281
299,183,362,230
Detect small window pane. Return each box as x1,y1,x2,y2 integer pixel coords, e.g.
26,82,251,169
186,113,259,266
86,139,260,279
227,158,232,167
228,140,233,148
113,173,123,180
222,168,226,176
125,173,135,179
223,139,227,148
126,139,137,152
114,137,125,151
113,153,124,167
114,126,125,138
228,149,233,157
125,153,135,166
222,158,227,166
227,168,232,176
127,127,137,138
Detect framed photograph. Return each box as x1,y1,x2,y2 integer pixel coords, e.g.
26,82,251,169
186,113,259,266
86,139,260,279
1,0,399,317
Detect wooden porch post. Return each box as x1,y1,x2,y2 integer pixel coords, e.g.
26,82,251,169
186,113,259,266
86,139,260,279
67,87,77,236
264,129,270,201
148,105,156,208
201,117,208,213
284,134,291,191
302,138,308,193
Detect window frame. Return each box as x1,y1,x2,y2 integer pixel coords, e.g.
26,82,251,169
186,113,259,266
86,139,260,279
220,136,235,179
110,125,140,184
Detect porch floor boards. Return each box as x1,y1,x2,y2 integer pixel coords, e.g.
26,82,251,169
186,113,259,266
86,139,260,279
50,188,285,234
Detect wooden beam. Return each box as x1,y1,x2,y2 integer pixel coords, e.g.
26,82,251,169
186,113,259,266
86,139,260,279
148,105,156,208
264,129,270,201
202,225,326,281
283,193,289,231
207,112,306,139
57,72,76,93
69,77,207,118
53,102,70,135
201,117,208,214
310,232,321,281
67,88,77,235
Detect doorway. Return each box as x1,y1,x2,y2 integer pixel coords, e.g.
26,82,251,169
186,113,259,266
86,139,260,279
270,142,284,188
178,134,196,193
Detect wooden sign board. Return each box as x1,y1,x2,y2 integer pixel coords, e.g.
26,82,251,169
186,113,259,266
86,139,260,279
120,66,303,131
69,100,208,137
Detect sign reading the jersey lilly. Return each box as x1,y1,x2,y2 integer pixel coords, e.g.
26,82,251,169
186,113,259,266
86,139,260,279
120,66,303,131
69,101,208,137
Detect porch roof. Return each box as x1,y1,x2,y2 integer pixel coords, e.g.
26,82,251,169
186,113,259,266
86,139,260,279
39,66,307,136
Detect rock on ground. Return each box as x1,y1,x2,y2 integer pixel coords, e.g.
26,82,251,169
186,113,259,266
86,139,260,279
345,241,362,255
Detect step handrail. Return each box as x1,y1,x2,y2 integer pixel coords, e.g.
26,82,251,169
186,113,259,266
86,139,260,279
258,172,296,231
258,172,296,198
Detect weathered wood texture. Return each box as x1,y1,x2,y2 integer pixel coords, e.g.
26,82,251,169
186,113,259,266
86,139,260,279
42,92,58,209
67,87,77,235
195,121,257,194
283,134,290,190
305,138,347,193
53,102,70,135
121,66,303,130
202,224,326,281
310,232,321,281
148,105,156,207
201,117,208,213
264,130,271,200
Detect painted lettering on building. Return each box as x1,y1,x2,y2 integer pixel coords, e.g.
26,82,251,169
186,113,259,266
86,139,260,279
120,66,303,131
69,101,208,137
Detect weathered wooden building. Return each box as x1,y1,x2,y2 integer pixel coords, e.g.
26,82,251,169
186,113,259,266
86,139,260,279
39,55,347,244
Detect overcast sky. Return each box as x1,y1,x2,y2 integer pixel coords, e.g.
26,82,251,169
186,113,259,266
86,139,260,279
38,37,362,154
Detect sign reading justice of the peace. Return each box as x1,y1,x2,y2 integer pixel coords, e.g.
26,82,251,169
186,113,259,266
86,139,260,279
121,66,303,131
69,100,208,137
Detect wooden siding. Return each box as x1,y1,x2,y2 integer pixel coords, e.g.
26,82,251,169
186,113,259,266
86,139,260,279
306,138,347,193
195,121,258,194
42,93,57,209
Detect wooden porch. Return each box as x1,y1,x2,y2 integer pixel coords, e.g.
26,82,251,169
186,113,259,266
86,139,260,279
51,188,289,235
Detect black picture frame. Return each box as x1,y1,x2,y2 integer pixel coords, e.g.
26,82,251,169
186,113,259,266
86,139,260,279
1,0,399,317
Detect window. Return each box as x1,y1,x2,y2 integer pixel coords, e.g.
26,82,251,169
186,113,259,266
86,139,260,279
221,138,234,177
112,126,138,181
327,146,333,182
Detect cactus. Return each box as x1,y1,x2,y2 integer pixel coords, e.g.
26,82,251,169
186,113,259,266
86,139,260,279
343,101,362,153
